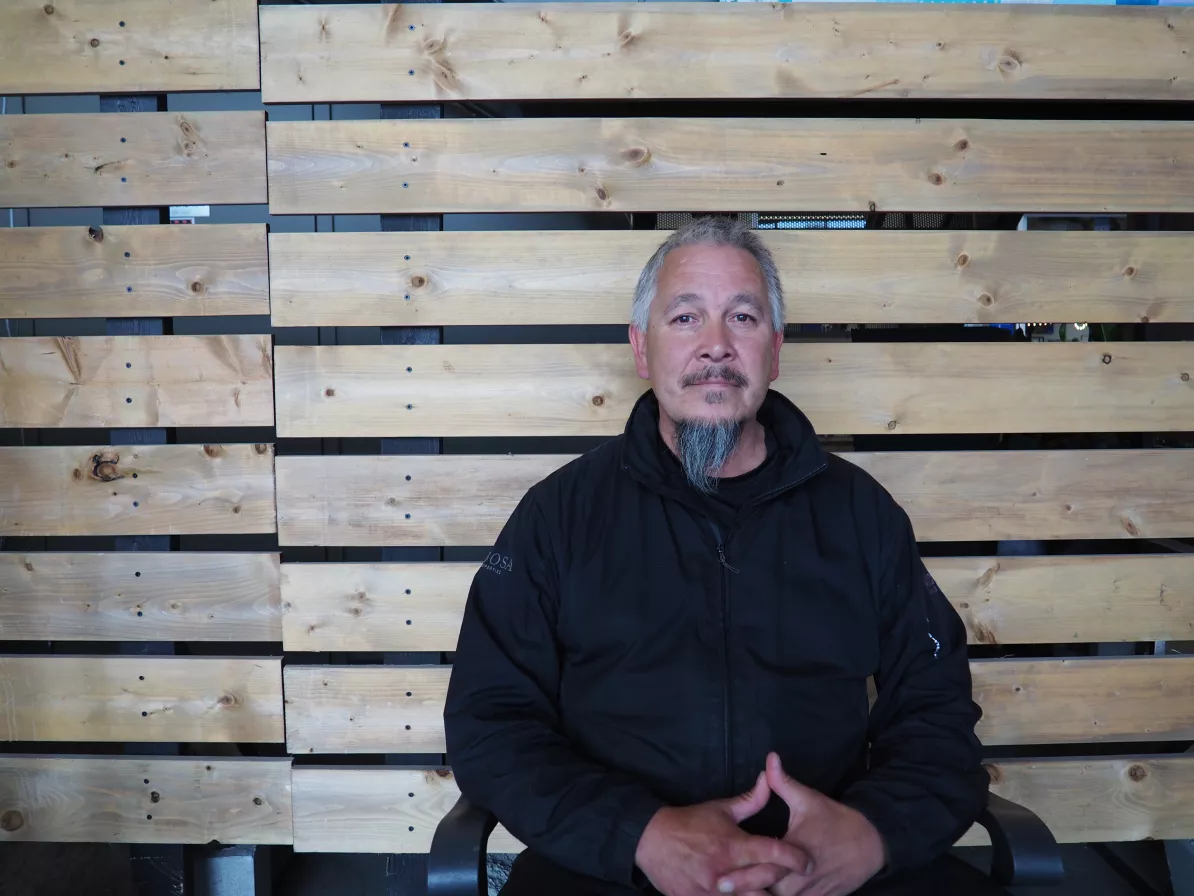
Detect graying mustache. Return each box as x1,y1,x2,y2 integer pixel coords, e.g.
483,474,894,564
681,366,749,388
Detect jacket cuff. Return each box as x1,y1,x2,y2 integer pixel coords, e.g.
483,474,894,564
602,792,668,888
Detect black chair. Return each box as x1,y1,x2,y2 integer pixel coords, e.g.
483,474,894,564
427,790,1064,896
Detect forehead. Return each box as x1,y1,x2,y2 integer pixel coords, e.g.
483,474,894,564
656,243,765,296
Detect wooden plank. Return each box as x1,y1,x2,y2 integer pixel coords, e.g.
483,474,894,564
260,4,1194,104
280,555,1194,652
0,552,281,642
291,756,1194,853
0,0,259,95
276,450,1194,547
1,111,266,208
269,230,1194,328
1,443,276,537
0,335,274,428
0,656,285,743
274,342,1194,438
0,756,291,844
283,657,1194,754
265,118,1194,215
0,224,269,319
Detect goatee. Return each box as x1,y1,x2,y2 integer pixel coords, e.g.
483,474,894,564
673,417,745,495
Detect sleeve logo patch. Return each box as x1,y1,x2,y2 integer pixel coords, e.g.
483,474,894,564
482,552,514,576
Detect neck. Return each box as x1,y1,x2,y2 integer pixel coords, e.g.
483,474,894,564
659,412,768,479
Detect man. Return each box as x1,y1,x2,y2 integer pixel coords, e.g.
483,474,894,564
445,217,1001,896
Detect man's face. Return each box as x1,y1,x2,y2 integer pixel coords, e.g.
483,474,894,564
629,242,783,427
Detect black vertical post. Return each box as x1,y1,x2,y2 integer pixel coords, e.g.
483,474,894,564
379,81,444,896
101,92,187,896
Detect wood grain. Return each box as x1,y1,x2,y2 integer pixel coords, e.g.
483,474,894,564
283,657,1194,753
265,117,1194,215
274,342,1194,438
276,450,1194,547
290,757,1194,852
0,335,274,428
0,756,291,844
0,224,269,319
0,0,259,95
260,4,1194,104
1,111,266,208
0,656,284,743
1,443,276,537
279,555,1194,652
0,552,281,642
269,230,1194,328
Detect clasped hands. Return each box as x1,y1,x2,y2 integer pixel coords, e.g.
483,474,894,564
634,752,886,896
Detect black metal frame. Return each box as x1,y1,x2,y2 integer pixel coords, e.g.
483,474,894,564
428,790,1064,896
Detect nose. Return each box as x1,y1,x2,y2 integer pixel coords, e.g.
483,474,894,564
698,320,734,364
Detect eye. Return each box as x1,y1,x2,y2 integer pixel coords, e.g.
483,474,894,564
672,313,696,325
731,313,756,324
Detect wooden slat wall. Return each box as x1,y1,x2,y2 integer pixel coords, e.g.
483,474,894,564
290,756,1194,853
0,224,269,319
280,555,1194,652
0,0,260,95
265,118,1194,215
0,552,281,642
269,230,1194,327
274,342,1194,438
282,658,1194,754
1,335,274,428
1,444,276,537
0,111,267,208
0,656,284,743
260,4,1194,104
0,757,292,844
275,450,1194,547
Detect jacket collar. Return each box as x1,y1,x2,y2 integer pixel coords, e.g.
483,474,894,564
620,388,829,505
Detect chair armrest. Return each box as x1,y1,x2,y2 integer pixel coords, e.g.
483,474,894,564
428,795,499,896
976,792,1064,887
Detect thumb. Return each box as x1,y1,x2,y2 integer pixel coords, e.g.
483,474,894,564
765,752,811,813
721,770,771,824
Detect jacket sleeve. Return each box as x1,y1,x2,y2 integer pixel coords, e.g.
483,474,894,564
838,499,989,875
443,491,666,886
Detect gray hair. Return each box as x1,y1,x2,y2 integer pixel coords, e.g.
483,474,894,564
630,216,785,333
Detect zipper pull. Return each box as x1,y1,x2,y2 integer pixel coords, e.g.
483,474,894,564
717,544,739,574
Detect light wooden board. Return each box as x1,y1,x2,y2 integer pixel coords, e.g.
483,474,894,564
0,656,284,743
261,4,1194,104
265,118,1194,215
1,111,266,208
274,342,1194,438
0,224,269,319
0,552,281,642
1,335,274,428
290,756,1194,853
1,443,276,537
283,657,1194,753
0,756,291,844
269,230,1194,328
0,0,259,95
280,555,1194,652
276,450,1194,547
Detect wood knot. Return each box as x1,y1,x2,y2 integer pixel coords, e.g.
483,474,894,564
618,29,636,48
422,37,445,54
1182,373,1190,382
90,38,100,48
928,172,945,185
935,40,945,50
411,275,427,288
253,443,268,455
1128,764,1148,782
0,810,24,832
217,694,238,707
203,445,225,458
232,505,241,514
43,4,54,13
1122,516,1140,536
23,559,33,572
150,791,161,803
959,602,969,610
324,387,335,397
349,606,362,617
1123,266,1136,278
868,202,877,213
591,395,605,407
190,281,203,293
956,253,970,268
1102,353,1112,364
87,225,104,242
595,186,609,202
253,797,263,806
621,146,650,166
979,293,994,307
776,180,785,187
954,138,969,152
90,451,122,482
1141,316,1150,324
886,420,898,431
386,497,398,507
72,468,83,481
997,50,1022,73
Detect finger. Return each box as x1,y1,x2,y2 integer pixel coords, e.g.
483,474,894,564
725,771,771,823
714,861,790,893
765,752,812,814
730,834,813,877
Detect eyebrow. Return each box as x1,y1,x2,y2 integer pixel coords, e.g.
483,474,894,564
661,292,766,318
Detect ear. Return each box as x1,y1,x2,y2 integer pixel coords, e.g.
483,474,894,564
629,323,651,381
768,327,783,382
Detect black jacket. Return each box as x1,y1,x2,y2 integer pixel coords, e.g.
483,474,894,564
445,389,988,887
